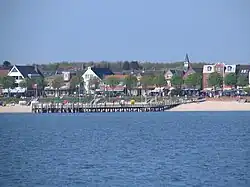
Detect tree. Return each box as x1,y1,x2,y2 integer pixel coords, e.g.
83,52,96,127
70,75,83,89
237,75,248,87
130,61,140,70
124,75,138,95
153,74,166,87
19,77,46,89
19,78,33,89
208,72,223,89
19,77,47,96
140,75,154,95
224,73,237,87
104,76,120,94
171,75,183,88
2,61,11,67
0,76,15,96
122,61,130,71
34,77,47,90
184,73,202,88
52,76,64,96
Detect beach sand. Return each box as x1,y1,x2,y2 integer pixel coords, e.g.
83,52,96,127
169,101,250,111
1,101,250,113
0,105,32,113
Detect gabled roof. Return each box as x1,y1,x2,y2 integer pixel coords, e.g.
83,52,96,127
0,66,11,77
91,67,114,79
192,67,203,73
15,65,43,78
169,69,184,76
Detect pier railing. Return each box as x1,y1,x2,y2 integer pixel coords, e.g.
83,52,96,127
31,97,205,113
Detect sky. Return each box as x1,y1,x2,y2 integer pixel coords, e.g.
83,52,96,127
0,0,250,64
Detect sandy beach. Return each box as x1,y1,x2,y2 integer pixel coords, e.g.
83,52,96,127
0,105,32,113
169,101,250,111
1,101,250,113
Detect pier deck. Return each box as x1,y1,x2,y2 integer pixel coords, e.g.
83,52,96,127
31,101,183,113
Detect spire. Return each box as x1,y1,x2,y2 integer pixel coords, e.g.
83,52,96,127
185,53,190,63
183,53,190,72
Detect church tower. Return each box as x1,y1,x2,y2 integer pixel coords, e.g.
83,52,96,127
183,53,190,72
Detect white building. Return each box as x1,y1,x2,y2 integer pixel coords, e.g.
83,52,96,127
3,65,43,94
82,66,114,93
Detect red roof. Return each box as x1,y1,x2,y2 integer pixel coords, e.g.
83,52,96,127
0,69,9,77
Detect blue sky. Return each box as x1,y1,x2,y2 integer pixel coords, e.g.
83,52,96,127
0,0,250,64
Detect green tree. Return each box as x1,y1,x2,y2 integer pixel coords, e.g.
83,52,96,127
0,76,15,96
208,72,223,89
35,77,47,89
19,77,46,89
70,75,83,89
122,61,130,70
52,76,64,96
130,61,140,70
104,75,120,94
171,75,183,88
184,73,202,88
19,78,33,89
2,61,11,67
224,73,237,87
140,75,154,95
237,75,248,87
19,77,47,96
124,75,138,95
153,74,166,87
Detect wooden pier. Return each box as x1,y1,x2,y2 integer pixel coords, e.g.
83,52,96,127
31,102,182,113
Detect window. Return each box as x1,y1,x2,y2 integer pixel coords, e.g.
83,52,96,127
11,67,18,72
227,66,232,71
207,66,212,71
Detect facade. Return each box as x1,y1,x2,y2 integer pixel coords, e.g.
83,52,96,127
202,64,215,90
164,69,183,87
82,66,114,93
7,65,43,87
3,65,43,95
236,65,250,86
224,64,236,89
44,72,74,97
202,63,244,90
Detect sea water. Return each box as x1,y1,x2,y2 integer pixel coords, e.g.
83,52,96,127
0,112,249,186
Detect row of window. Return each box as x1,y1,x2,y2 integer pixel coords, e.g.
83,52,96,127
205,66,249,73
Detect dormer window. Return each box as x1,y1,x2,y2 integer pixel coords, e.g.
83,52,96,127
207,66,212,71
227,66,232,71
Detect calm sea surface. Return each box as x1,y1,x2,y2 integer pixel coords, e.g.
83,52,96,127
0,112,249,187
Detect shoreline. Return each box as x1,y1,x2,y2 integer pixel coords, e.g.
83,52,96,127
169,101,250,111
1,101,250,113
0,105,32,113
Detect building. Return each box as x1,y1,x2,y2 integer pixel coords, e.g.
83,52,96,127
202,64,216,90
7,65,43,87
0,66,12,95
164,69,183,87
224,64,236,89
2,65,43,95
202,63,240,90
0,66,10,77
82,66,114,93
236,65,250,87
